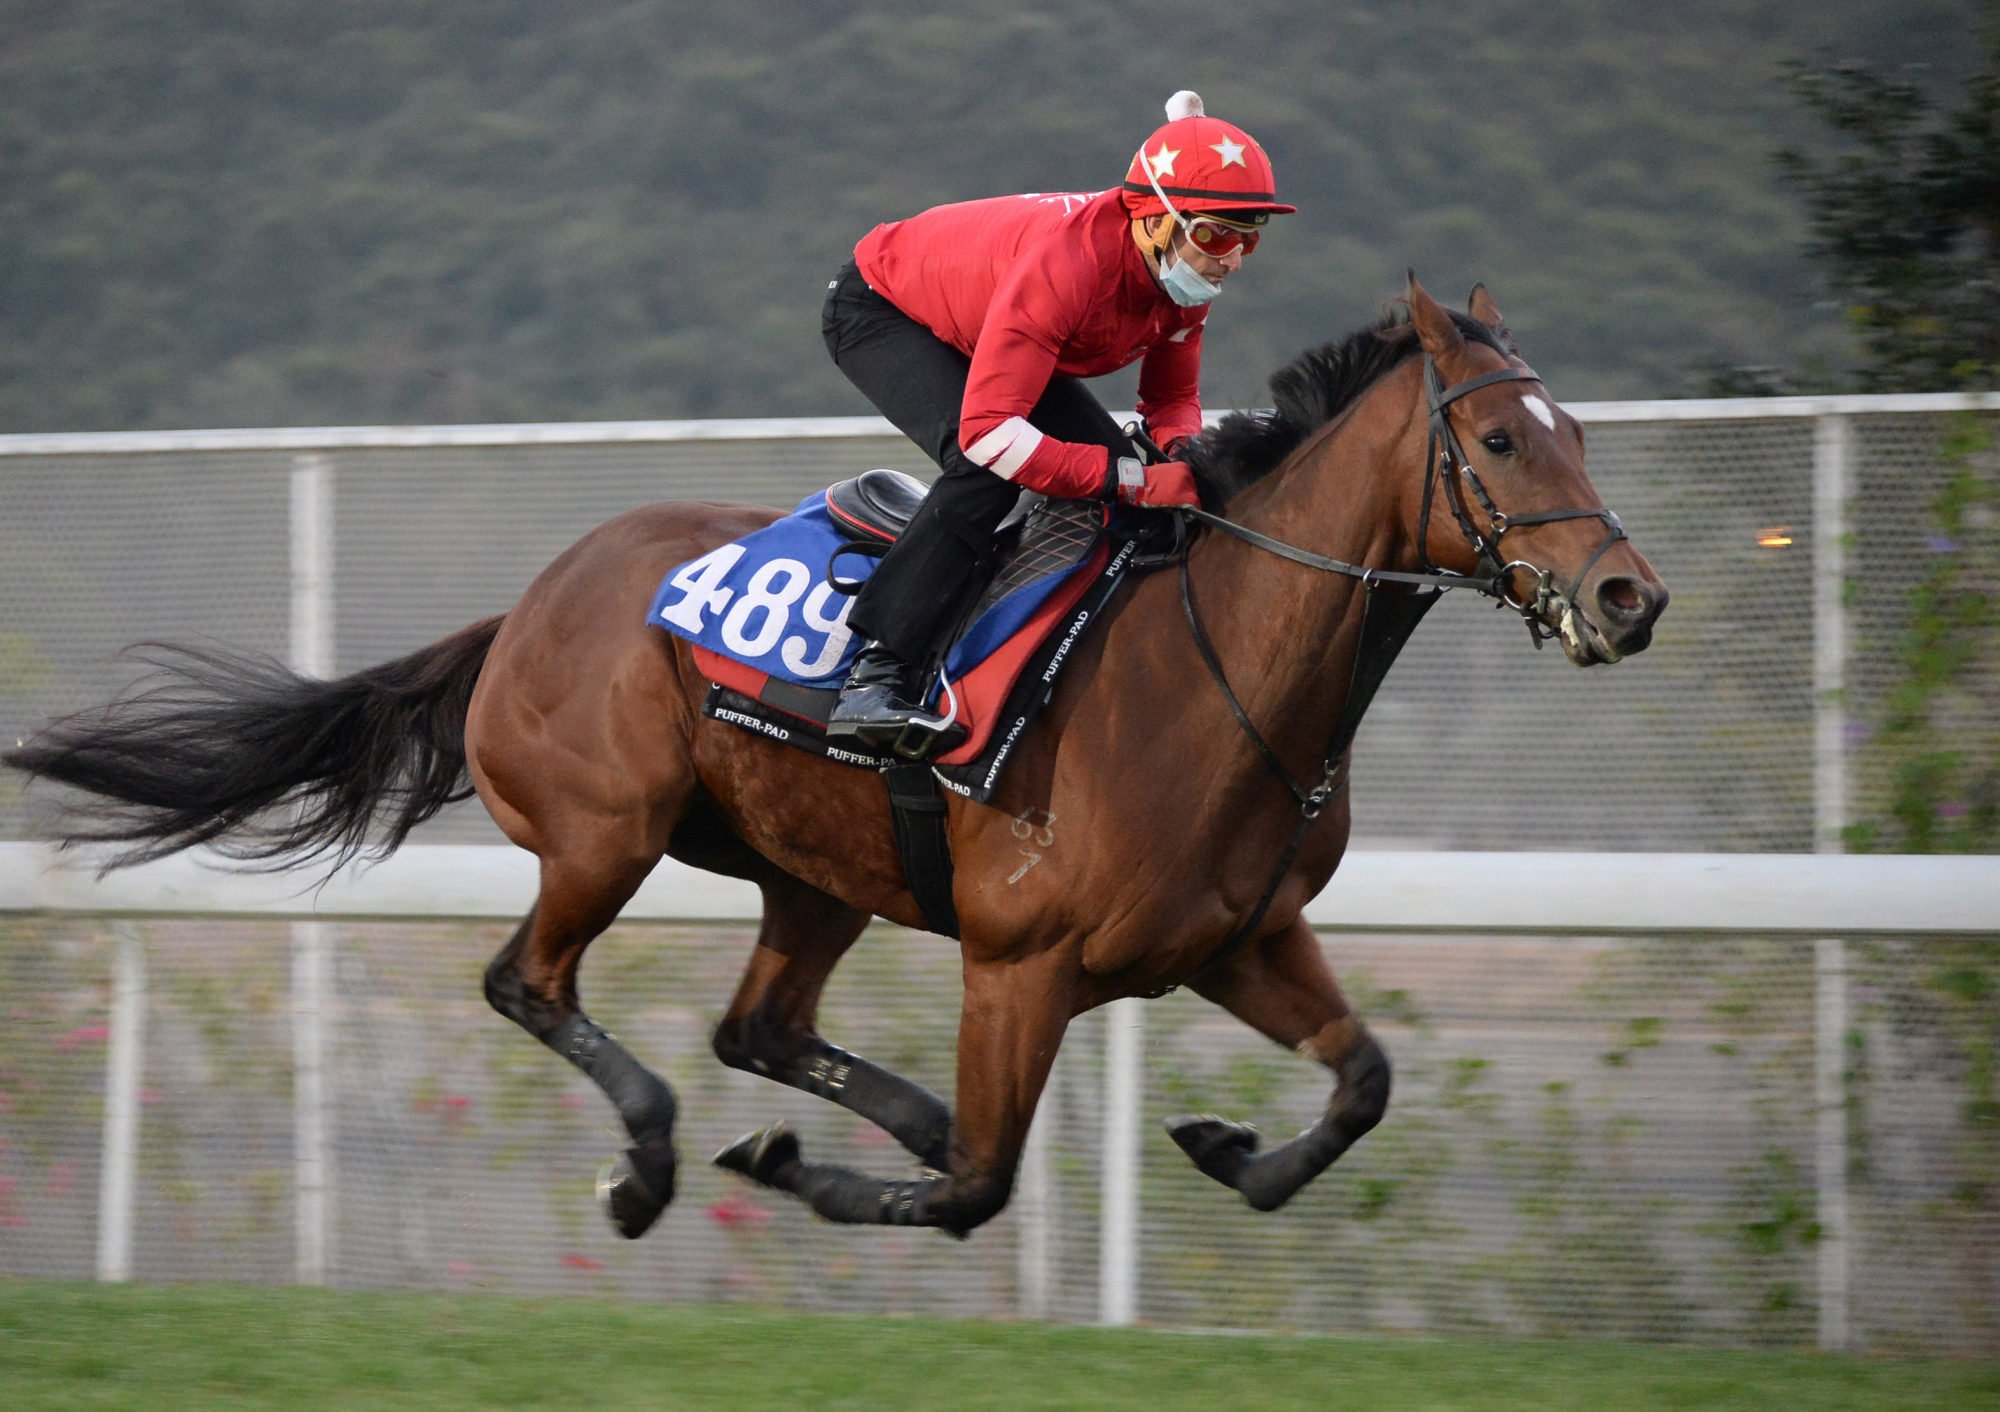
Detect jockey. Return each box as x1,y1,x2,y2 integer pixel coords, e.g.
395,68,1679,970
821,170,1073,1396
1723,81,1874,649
822,90,1294,752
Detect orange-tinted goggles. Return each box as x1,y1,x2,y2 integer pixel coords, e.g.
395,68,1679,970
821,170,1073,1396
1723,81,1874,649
1185,216,1262,257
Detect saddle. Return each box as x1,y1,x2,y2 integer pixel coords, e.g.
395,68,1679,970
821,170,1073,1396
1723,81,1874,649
826,470,1110,635
824,468,928,542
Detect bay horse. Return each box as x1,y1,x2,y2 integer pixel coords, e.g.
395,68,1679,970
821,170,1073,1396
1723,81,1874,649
5,277,1667,1240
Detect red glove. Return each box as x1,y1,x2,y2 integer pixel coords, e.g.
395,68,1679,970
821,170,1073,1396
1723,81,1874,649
1110,455,1202,509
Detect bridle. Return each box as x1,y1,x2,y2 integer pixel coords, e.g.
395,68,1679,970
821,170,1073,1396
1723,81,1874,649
1180,352,1629,649
1168,351,1633,984
1417,357,1628,649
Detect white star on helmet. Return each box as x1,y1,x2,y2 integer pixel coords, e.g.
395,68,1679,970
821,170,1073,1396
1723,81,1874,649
1147,143,1179,178
1210,137,1247,168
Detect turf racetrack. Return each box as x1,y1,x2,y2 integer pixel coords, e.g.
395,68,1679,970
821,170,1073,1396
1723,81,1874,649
3,1282,1995,1410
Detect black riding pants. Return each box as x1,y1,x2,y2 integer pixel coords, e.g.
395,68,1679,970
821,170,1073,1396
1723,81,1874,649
821,261,1132,663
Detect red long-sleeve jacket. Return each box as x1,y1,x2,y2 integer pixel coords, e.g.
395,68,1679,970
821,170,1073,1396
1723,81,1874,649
854,188,1207,501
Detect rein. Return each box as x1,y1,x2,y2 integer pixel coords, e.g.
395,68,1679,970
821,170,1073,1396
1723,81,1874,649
1177,352,1625,976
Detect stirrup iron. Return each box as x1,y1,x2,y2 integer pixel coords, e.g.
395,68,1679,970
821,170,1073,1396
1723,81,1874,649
890,668,963,759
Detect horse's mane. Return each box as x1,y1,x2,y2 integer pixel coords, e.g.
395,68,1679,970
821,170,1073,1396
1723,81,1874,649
1184,308,1510,505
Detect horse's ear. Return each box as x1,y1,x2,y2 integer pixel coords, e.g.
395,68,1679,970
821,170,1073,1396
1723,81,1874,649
1405,271,1464,360
1467,283,1521,356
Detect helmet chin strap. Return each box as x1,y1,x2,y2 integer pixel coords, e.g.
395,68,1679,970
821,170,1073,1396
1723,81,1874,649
1140,152,1190,247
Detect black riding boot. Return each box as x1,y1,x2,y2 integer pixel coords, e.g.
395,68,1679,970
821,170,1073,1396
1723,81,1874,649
826,641,929,749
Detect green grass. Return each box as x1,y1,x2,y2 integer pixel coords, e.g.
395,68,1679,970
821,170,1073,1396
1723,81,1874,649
2,1281,1995,1411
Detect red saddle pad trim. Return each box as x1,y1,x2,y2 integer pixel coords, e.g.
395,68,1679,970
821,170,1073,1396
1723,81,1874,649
935,537,1108,765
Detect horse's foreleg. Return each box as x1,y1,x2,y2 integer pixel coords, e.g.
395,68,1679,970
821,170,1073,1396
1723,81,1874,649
717,950,1070,1237
483,855,678,1239
711,874,953,1169
1168,915,1391,1212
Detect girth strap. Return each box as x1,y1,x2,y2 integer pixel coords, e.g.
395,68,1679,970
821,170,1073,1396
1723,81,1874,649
884,761,960,938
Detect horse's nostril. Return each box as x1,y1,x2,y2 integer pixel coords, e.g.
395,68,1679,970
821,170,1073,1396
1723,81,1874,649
1596,575,1648,624
1592,576,1640,620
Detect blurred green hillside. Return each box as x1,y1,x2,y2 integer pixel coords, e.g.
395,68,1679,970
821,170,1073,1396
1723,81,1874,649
0,0,1985,432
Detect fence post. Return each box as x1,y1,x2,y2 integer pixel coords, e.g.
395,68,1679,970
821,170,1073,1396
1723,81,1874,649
290,453,335,1286
1099,998,1143,1326
96,923,145,1282
1811,411,1852,1352
1812,413,1852,855
1016,1062,1055,1320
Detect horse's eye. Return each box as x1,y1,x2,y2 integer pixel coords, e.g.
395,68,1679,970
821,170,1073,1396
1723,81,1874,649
1480,432,1515,457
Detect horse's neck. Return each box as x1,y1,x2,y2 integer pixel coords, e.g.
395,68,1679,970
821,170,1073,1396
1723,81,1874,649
1182,371,1425,768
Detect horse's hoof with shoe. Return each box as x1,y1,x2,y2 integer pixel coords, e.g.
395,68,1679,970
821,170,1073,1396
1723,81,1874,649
713,1121,803,1188
1166,1113,1262,1188
597,1136,678,1239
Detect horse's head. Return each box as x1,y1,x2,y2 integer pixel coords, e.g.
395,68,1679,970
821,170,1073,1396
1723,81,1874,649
1405,274,1668,665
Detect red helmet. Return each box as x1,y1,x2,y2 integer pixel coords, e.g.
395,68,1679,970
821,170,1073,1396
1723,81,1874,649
1121,91,1295,221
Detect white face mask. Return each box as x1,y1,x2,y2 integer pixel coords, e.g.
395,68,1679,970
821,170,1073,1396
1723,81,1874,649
1157,244,1223,306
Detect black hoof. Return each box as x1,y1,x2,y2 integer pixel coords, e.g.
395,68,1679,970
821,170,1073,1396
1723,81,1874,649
597,1137,677,1240
1165,1113,1260,1189
712,1121,802,1189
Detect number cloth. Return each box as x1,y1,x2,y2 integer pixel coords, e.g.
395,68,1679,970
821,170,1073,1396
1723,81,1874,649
649,488,1103,694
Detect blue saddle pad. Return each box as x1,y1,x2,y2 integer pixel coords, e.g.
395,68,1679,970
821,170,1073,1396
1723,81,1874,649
648,489,1095,686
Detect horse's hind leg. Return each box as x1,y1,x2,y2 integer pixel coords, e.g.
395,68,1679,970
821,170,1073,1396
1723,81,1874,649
717,950,1072,1238
711,872,953,1170
1166,915,1391,1212
483,854,680,1239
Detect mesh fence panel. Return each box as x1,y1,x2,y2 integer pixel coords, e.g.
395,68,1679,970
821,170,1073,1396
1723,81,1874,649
0,453,292,768
0,919,109,1278
1,918,1993,1353
4,406,1993,847
1140,933,1818,1343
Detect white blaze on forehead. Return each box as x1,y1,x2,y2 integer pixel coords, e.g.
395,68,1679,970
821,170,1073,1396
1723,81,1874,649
1522,393,1557,431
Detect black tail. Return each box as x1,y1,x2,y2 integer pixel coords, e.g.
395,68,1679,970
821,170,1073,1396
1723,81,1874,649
3,616,506,872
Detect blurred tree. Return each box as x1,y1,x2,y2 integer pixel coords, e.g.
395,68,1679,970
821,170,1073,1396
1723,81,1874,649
1,0,1982,430
1776,17,2000,391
